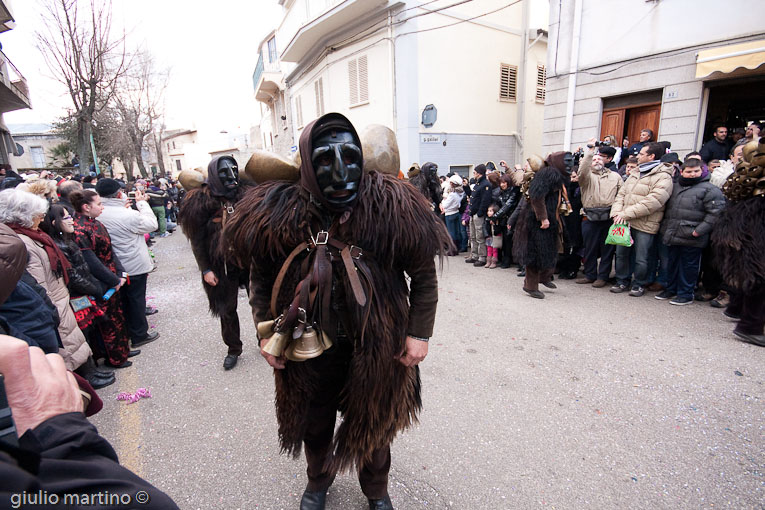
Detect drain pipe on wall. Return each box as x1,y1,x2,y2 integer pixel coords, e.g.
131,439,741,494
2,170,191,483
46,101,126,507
516,0,529,162
562,0,584,152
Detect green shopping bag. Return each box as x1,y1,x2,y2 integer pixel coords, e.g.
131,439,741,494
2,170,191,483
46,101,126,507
605,223,632,247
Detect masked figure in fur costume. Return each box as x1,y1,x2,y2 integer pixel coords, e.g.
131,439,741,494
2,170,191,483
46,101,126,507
408,161,442,214
712,138,765,347
178,156,251,370
516,152,573,299
224,113,450,510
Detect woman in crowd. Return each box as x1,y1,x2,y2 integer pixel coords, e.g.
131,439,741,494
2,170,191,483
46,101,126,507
495,174,521,268
0,189,93,372
42,203,135,373
440,174,465,255
70,189,133,368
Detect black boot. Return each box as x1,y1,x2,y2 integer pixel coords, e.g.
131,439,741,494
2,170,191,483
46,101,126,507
299,488,328,510
75,357,116,389
368,494,394,510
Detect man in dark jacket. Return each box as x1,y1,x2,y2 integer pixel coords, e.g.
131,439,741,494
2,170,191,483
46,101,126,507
655,158,724,305
699,126,731,163
465,164,492,266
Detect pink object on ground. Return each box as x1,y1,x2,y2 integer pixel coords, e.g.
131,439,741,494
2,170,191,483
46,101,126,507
116,388,152,404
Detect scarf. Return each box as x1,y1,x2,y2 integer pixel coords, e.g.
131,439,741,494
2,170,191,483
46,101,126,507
638,160,661,176
679,175,703,187
8,224,71,284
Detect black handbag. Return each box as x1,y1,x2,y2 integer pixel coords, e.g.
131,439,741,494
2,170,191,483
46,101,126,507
584,206,612,222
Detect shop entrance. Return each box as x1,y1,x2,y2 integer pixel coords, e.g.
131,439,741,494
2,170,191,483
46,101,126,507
701,76,765,144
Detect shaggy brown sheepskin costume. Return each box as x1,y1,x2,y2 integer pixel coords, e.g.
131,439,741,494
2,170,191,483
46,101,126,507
712,197,765,294
224,115,451,474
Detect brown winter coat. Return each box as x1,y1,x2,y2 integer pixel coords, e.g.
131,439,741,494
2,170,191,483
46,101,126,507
610,162,674,234
18,233,91,370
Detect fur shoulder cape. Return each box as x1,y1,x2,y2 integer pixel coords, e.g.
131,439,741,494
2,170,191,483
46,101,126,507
712,197,765,293
179,186,248,316
224,171,451,473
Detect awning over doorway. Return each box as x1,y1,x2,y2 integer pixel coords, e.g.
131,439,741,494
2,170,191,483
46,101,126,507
696,39,765,78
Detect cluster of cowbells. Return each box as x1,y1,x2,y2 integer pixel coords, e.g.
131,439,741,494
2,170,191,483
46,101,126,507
723,138,765,202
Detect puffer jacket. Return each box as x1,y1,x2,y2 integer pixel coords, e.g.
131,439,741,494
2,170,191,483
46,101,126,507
578,152,622,210
17,233,91,370
610,161,674,234
660,176,725,248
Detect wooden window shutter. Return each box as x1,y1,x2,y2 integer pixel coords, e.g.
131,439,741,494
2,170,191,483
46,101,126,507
296,95,303,127
315,78,324,117
535,64,546,103
348,59,358,105
358,55,368,103
499,63,517,102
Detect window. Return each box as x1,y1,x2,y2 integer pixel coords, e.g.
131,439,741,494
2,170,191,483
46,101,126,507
499,63,517,102
535,64,547,104
172,141,176,149
295,95,304,128
314,78,324,117
348,55,369,107
31,146,45,168
175,159,182,171
167,143,171,152
268,37,277,63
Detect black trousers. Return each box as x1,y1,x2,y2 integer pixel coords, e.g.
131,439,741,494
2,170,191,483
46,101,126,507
581,219,615,280
699,245,724,296
500,228,514,266
727,288,765,336
219,282,243,356
121,272,149,343
303,338,391,499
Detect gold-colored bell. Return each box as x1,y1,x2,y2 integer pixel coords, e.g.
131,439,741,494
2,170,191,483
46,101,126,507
262,331,290,358
285,326,324,362
756,176,765,189
751,154,765,168
746,165,763,178
257,320,275,339
743,139,760,163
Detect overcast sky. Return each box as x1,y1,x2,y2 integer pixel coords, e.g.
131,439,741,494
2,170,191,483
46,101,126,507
3,0,284,132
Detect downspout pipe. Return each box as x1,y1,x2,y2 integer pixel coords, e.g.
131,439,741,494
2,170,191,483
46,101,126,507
562,0,583,152
516,0,529,162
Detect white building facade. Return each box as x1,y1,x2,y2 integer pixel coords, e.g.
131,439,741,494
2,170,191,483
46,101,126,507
256,0,548,175
543,0,765,157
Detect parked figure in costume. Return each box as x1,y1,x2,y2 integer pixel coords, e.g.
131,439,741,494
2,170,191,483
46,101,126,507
179,156,251,370
224,113,451,510
518,152,572,299
712,138,765,347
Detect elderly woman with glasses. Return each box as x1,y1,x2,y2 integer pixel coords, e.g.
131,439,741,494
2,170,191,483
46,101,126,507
0,189,92,372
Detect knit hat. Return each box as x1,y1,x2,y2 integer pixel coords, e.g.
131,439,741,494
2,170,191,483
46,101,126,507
95,178,121,197
449,174,462,186
474,163,487,176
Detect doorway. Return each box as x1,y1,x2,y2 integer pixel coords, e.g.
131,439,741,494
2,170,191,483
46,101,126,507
701,76,765,145
600,90,663,146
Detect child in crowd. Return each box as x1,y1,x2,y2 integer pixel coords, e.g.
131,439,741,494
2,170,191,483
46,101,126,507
482,204,503,268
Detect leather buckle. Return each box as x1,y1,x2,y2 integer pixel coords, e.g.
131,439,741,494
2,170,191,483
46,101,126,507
311,231,329,246
349,246,363,259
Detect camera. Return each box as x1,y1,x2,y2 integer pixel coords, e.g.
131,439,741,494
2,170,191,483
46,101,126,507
128,191,136,199
593,140,611,147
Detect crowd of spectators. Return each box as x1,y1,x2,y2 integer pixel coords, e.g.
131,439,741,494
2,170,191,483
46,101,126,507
0,168,182,391
418,120,762,345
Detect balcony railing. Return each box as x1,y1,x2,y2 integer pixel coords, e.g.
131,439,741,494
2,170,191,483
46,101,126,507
0,49,29,104
253,53,264,91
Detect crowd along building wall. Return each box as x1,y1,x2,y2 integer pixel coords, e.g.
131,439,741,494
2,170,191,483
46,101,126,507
543,0,765,158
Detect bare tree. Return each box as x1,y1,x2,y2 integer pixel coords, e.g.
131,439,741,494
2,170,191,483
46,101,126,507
112,49,169,178
36,0,128,174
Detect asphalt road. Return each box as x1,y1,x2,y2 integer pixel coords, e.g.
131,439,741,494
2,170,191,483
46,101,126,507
91,231,764,510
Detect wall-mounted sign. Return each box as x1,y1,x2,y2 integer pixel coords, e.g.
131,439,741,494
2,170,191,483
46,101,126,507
421,134,441,144
422,104,437,127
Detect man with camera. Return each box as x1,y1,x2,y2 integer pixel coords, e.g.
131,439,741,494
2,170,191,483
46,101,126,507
96,179,160,349
576,139,623,287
